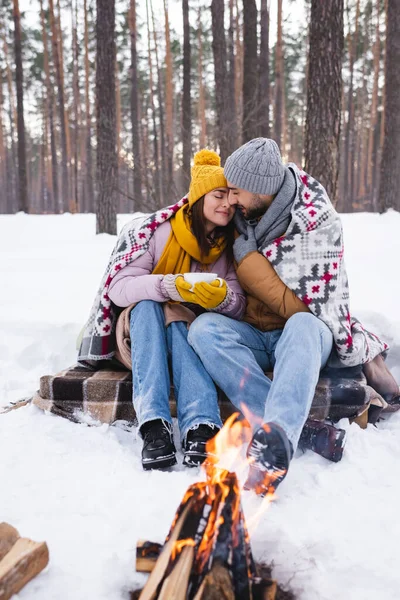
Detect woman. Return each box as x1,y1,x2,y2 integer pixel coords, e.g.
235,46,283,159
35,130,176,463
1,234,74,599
106,150,245,470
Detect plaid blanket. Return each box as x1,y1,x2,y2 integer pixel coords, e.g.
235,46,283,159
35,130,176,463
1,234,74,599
27,364,396,428
78,199,187,365
261,164,388,367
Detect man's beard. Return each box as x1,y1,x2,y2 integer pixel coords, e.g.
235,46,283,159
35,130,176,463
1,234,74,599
243,195,267,220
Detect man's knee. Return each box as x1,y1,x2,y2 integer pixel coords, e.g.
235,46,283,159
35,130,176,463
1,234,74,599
286,312,325,334
285,312,333,354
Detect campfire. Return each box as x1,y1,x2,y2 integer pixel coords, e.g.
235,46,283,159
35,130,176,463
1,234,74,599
134,414,281,600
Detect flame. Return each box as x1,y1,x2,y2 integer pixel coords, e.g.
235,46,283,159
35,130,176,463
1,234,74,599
168,401,285,577
201,406,285,534
171,538,196,561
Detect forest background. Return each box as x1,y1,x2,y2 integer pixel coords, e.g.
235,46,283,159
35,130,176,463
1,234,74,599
0,0,399,233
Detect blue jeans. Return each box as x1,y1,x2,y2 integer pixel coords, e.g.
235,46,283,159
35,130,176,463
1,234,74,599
188,312,333,450
129,300,222,439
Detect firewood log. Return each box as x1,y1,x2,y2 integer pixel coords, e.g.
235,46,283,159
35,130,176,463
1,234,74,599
157,545,194,600
136,540,162,573
252,579,277,600
0,538,49,600
0,524,19,562
139,500,194,600
193,560,235,600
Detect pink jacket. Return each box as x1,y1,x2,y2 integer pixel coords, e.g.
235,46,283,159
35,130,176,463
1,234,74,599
108,221,245,320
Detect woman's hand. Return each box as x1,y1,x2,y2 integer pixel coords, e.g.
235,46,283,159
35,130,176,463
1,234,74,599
175,276,198,303
192,279,227,309
162,274,228,309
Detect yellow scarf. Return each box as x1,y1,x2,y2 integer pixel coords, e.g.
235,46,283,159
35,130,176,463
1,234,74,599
152,204,226,275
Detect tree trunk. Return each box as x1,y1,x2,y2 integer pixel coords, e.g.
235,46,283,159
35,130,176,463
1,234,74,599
274,0,284,146
366,0,381,207
146,0,161,206
164,0,174,197
234,0,243,142
84,0,94,212
343,0,360,208
49,0,69,211
3,35,18,213
71,0,79,213
211,0,230,161
197,8,206,148
0,77,6,212
304,0,344,205
258,0,270,137
182,0,191,190
40,0,59,213
227,0,238,150
151,0,167,205
13,0,28,213
379,0,400,211
128,0,141,210
96,0,117,234
242,0,258,142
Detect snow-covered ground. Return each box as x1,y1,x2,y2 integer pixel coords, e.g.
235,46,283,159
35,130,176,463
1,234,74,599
1,212,400,600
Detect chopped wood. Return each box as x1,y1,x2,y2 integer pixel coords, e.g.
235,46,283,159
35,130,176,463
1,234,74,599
157,545,194,600
0,524,19,562
136,540,162,573
138,499,194,600
252,579,277,600
0,537,49,600
193,560,235,600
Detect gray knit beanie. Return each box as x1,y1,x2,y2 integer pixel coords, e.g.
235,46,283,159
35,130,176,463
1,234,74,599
224,138,285,195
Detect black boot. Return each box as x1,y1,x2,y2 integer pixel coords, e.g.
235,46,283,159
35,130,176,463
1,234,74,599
244,423,293,496
298,419,346,463
140,419,177,471
182,424,219,467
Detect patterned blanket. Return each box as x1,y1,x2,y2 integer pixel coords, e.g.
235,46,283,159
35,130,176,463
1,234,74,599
262,164,388,367
78,199,188,365
23,364,397,428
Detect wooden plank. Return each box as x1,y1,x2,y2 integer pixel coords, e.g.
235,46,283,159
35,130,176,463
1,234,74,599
0,538,49,600
0,524,19,562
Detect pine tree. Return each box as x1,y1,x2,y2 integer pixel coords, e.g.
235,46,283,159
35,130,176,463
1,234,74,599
96,0,117,234
242,0,258,142
12,0,28,212
182,0,191,190
305,0,344,204
379,0,400,211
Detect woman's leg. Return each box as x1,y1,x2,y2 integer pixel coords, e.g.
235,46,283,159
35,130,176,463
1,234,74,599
130,301,176,470
166,320,223,440
129,300,172,429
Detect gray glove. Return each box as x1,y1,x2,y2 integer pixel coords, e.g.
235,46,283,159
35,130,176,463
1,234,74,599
233,221,258,264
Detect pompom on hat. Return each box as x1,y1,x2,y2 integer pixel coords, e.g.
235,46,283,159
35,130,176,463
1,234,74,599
187,149,227,206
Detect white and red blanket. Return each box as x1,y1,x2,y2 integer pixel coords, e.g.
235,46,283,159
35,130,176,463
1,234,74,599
261,164,388,366
78,199,188,364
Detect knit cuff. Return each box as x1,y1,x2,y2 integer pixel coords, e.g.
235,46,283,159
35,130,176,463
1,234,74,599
161,274,185,302
157,277,173,302
211,285,234,314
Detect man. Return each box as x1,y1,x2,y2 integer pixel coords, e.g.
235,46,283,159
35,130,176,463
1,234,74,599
188,138,388,495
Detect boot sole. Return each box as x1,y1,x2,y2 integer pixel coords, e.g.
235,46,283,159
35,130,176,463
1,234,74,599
142,453,177,471
182,451,207,468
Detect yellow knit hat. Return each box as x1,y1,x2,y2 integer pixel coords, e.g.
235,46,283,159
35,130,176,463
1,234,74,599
187,149,227,206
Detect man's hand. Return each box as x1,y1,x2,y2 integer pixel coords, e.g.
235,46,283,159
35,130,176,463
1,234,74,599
233,223,258,264
234,210,248,235
192,279,227,309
